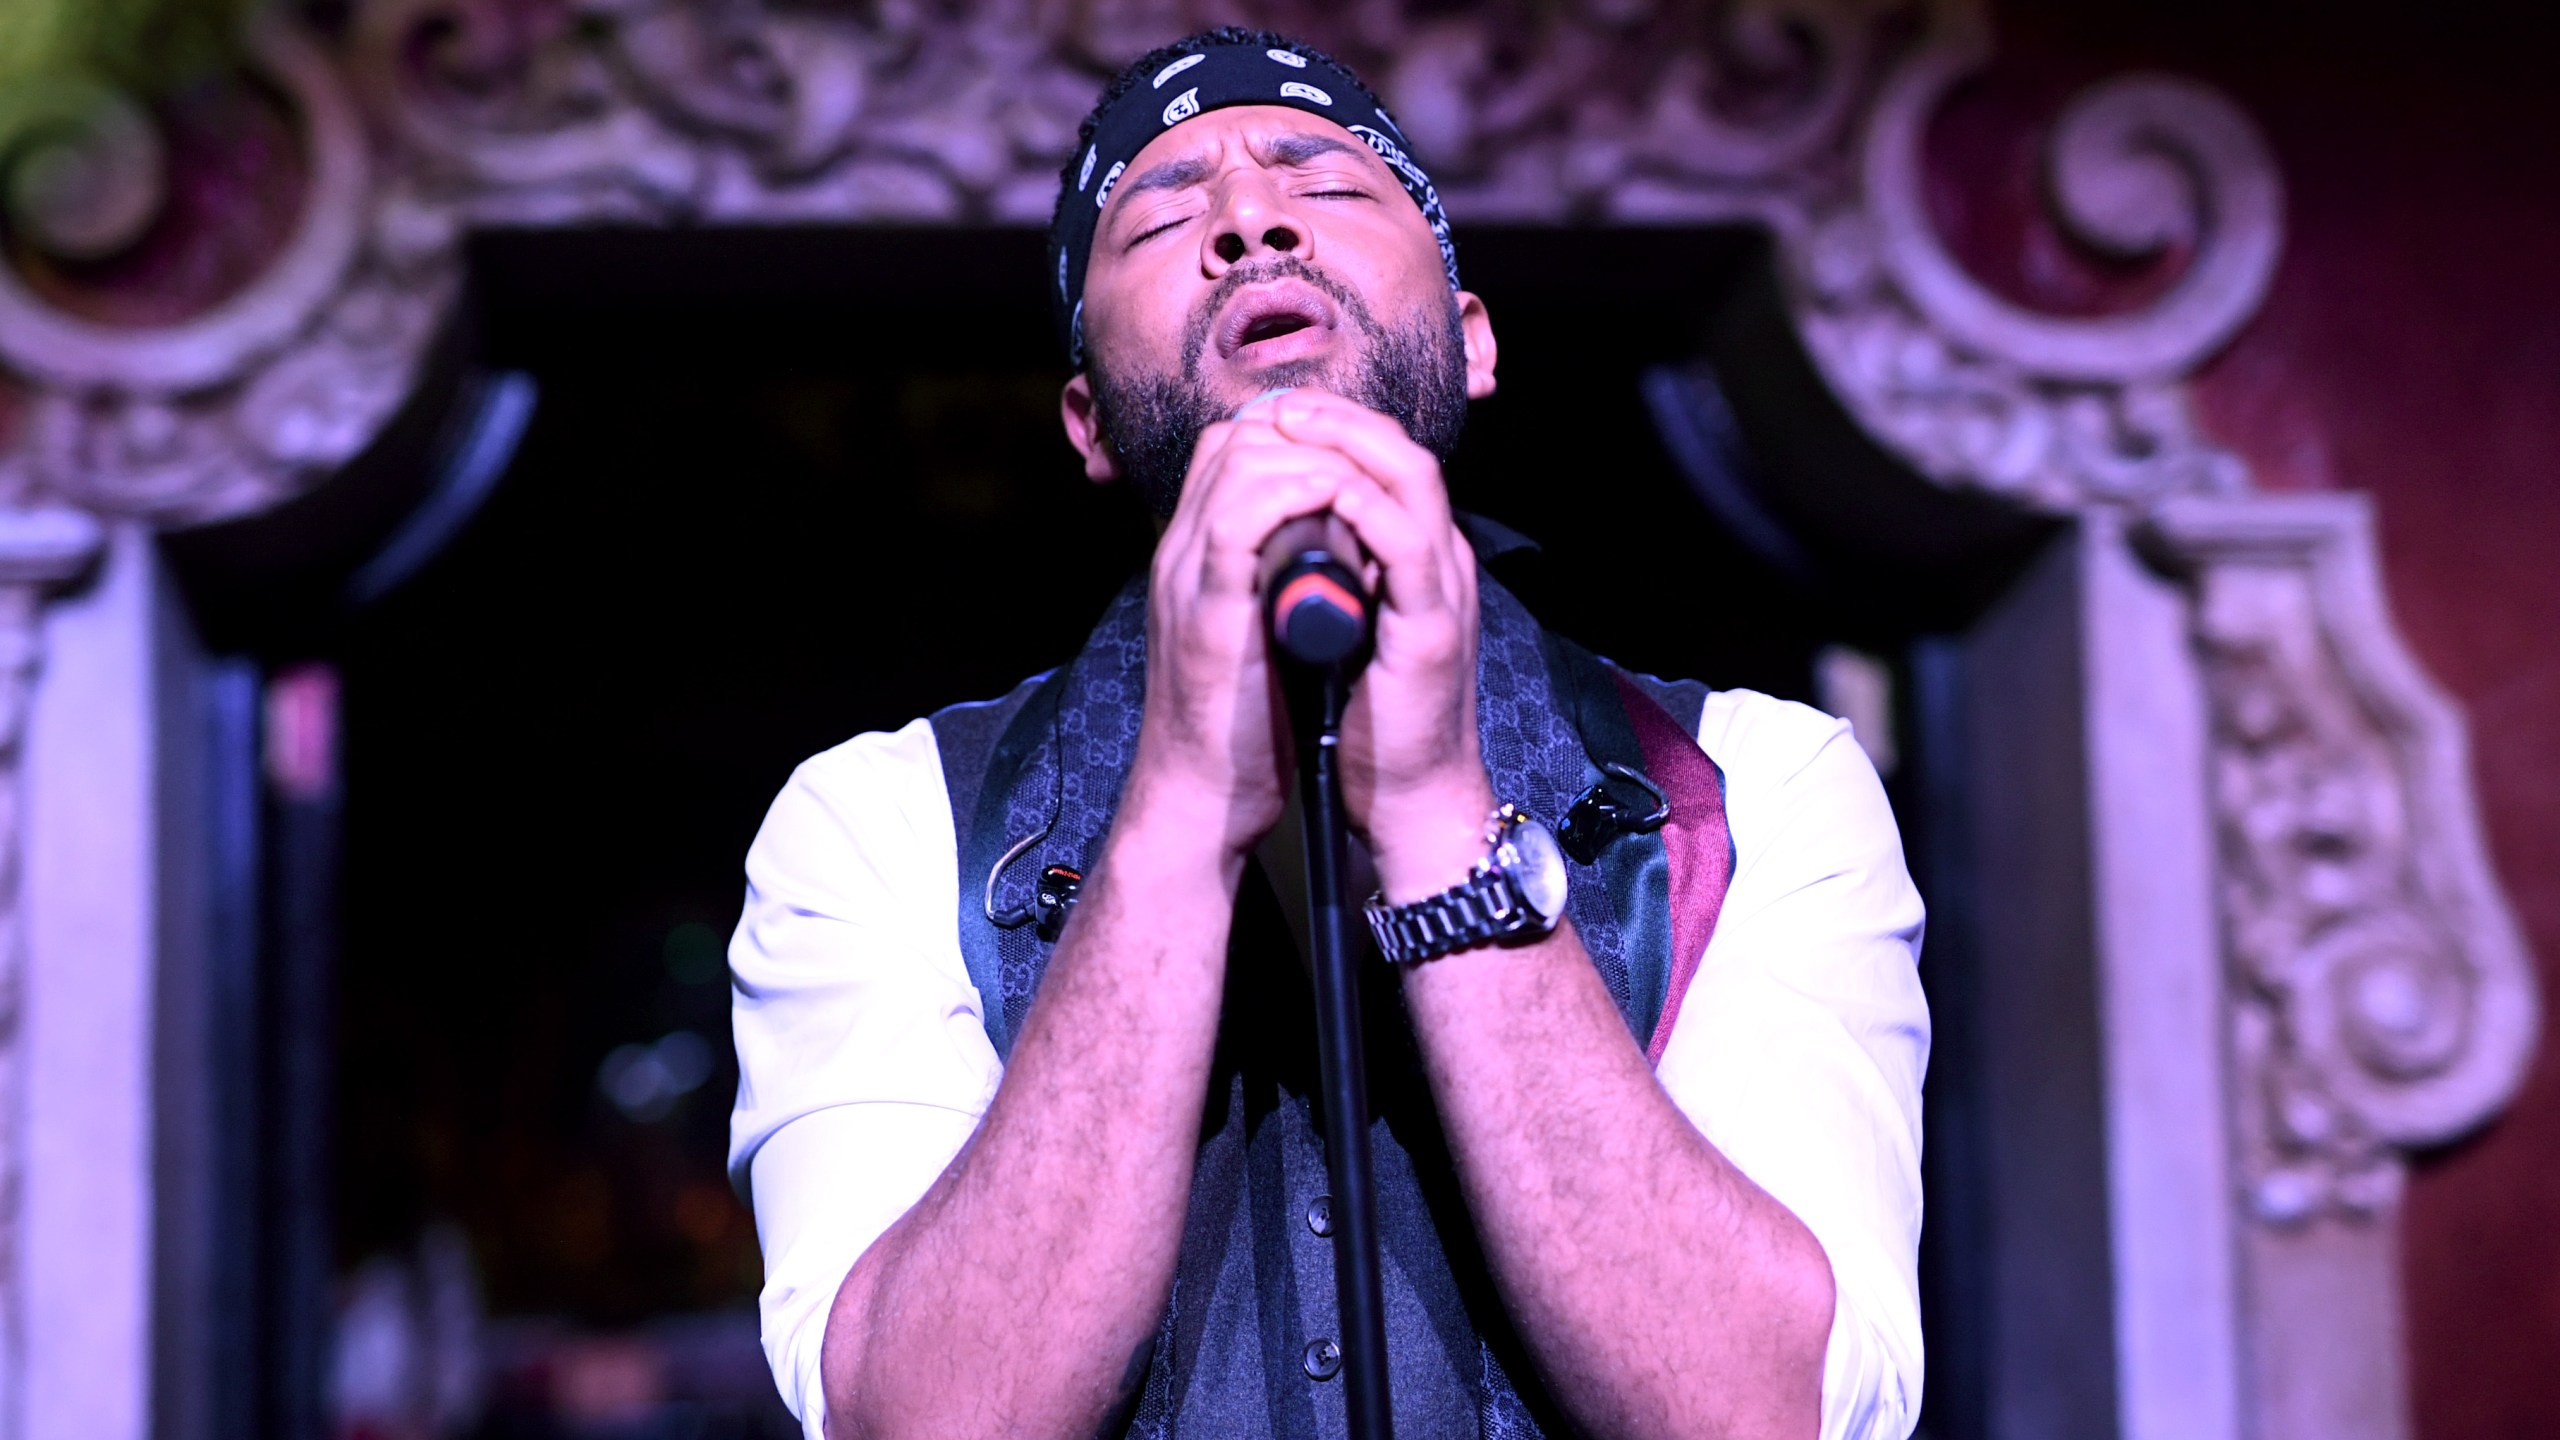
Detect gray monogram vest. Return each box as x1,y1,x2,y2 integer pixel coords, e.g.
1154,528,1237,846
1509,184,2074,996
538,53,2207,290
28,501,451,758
931,558,1733,1439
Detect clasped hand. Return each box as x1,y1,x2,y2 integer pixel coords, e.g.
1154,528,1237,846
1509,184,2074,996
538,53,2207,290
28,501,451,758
1129,389,1493,889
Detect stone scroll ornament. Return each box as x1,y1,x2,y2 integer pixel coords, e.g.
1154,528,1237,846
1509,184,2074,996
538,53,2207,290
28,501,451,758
2149,495,2540,1226
0,0,2538,1421
0,0,2299,529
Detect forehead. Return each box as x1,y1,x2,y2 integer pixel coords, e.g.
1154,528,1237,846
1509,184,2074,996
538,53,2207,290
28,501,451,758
1113,105,1386,193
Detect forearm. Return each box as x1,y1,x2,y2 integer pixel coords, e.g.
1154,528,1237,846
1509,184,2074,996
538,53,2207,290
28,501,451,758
822,781,1239,1440
1367,785,1832,1440
1401,932,1834,1439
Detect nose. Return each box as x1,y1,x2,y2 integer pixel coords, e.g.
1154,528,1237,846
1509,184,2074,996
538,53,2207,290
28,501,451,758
1204,174,1308,274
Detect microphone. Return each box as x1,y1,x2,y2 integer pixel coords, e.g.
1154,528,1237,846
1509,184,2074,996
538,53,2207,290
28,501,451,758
1261,511,1373,668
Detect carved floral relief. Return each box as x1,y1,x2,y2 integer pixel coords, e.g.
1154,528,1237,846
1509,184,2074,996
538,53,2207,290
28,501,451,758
0,0,2294,528
2152,495,2539,1228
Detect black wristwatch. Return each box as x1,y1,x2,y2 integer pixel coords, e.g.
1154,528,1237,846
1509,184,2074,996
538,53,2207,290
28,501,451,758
1364,804,1570,965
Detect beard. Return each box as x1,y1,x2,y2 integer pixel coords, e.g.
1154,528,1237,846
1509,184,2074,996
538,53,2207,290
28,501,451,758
1085,256,1472,518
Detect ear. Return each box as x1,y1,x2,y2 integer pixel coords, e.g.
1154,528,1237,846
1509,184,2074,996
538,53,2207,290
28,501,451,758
1456,291,1499,400
1059,372,1122,484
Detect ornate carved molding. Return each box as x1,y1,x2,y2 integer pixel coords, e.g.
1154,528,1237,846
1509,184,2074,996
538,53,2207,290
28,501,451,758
0,16,442,524
1791,9,2280,509
2150,494,2540,1227
0,0,2289,526
0,24,367,394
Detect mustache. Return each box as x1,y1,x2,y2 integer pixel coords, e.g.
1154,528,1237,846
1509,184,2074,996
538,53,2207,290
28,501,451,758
1176,255,1386,379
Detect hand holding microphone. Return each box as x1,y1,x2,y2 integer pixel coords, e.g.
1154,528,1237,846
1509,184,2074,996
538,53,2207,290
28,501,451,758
1260,510,1373,668
1239,390,1377,670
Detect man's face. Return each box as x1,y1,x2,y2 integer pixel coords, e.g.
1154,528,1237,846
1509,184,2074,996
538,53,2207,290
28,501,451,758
1063,105,1498,513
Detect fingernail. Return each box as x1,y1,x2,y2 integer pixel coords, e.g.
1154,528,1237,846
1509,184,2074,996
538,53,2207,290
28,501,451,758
1231,387,1294,420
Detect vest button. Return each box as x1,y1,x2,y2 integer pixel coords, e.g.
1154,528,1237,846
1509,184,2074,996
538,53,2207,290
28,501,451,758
1302,1337,1343,1382
1306,1195,1334,1237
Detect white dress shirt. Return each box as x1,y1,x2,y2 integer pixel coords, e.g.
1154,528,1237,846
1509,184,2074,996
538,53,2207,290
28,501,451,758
729,687,1930,1439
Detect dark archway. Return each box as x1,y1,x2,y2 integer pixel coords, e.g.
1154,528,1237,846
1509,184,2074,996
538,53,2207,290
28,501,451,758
184,223,2054,1438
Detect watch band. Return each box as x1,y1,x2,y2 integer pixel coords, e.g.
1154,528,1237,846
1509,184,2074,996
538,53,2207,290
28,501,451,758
1365,868,1534,965
1363,804,1559,965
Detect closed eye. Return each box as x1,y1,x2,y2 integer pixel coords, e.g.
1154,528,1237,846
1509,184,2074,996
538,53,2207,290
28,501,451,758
1127,215,1193,247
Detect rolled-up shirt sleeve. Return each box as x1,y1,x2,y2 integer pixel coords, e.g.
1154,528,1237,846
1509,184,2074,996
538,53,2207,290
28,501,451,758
1654,690,1931,1440
727,718,1003,1440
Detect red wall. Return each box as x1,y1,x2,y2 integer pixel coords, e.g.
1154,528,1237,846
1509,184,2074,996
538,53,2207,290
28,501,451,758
1955,4,2560,1433
2185,33,2560,1440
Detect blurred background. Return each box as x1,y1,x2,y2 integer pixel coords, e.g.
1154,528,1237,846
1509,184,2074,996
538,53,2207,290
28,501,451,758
2,2,2554,1439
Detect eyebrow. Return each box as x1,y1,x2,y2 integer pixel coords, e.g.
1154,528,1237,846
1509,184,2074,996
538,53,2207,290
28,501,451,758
1265,132,1363,168
1121,155,1218,201
1118,132,1372,205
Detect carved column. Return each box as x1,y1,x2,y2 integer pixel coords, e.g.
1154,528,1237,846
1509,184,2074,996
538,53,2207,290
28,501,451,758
0,508,104,1440
2148,495,2538,1440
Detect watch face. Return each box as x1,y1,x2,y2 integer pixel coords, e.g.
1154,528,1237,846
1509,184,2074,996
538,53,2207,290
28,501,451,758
1508,817,1570,921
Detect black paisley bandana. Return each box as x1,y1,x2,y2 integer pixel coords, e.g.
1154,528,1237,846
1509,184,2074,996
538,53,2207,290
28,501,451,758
1051,37,1460,366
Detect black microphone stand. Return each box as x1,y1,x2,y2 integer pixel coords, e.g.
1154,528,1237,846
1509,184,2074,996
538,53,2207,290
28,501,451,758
1265,514,1394,1440
1284,659,1395,1440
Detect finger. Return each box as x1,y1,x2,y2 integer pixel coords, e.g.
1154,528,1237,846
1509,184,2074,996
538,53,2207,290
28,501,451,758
1332,464,1476,611
1159,418,1239,545
1170,412,1298,511
1193,451,1362,598
1228,386,1297,423
1175,412,1304,515
1158,414,1293,563
1181,414,1287,497
1325,471,1444,612
1268,392,1452,531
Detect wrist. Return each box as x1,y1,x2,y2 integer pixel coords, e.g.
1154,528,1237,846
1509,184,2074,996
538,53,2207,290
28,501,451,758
1115,748,1262,879
1364,769,1499,905
1097,808,1249,919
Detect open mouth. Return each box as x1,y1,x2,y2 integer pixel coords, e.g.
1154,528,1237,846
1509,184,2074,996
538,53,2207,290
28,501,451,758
1216,280,1339,361
1239,311,1315,346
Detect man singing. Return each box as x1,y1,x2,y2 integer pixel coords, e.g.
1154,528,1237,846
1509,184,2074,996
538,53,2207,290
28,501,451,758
728,28,1927,1440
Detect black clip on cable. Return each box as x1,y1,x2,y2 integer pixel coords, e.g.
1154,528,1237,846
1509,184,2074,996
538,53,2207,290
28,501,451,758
1557,761,1671,865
